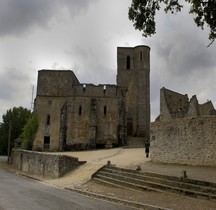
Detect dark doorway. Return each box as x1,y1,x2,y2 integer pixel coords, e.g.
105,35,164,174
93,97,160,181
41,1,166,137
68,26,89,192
44,136,50,150
127,120,133,136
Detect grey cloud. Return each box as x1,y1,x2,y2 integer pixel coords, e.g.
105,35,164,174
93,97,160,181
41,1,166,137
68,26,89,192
60,0,97,16
0,67,30,100
73,63,116,85
0,0,96,37
153,35,216,83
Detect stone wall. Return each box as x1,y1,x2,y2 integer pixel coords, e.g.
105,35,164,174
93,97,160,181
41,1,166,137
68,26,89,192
33,96,66,151
158,87,216,121
37,70,80,97
151,116,216,166
11,149,82,178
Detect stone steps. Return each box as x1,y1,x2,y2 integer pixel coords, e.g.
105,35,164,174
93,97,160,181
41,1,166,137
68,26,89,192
92,165,216,200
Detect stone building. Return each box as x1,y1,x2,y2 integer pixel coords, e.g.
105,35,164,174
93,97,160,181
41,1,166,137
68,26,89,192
33,45,150,151
151,87,216,166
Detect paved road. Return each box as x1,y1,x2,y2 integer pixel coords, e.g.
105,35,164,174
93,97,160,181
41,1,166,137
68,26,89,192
0,156,7,163
0,167,131,210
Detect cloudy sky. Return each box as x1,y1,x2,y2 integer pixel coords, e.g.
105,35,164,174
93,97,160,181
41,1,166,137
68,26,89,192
0,0,216,122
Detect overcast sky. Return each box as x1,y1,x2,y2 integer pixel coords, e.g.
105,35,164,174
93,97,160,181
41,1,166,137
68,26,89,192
0,0,216,122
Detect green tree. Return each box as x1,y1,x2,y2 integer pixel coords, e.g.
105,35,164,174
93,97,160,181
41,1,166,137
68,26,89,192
20,114,39,150
0,123,8,155
128,0,216,46
0,107,31,155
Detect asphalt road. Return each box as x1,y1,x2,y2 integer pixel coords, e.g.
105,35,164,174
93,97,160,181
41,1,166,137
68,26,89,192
0,165,131,210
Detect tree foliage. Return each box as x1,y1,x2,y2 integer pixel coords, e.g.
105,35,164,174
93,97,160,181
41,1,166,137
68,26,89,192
0,107,31,155
128,0,216,46
20,114,39,150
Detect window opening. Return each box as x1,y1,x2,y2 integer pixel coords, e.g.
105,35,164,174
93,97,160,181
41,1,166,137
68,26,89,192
79,106,82,116
126,56,130,69
83,84,86,93
104,106,107,116
46,114,50,125
140,51,143,60
103,85,106,95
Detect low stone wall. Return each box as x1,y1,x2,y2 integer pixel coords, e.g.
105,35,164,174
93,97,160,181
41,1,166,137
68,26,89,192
11,149,82,178
150,116,216,166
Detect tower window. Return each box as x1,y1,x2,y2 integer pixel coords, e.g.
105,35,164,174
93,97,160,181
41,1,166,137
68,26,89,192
103,85,106,95
83,84,86,93
104,106,107,116
140,51,143,60
46,114,50,125
79,106,82,116
126,56,130,69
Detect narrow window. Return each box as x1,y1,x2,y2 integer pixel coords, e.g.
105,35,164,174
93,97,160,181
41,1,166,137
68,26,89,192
103,85,106,95
140,51,143,60
46,114,50,125
126,56,130,69
79,106,82,116
104,106,107,116
83,84,86,93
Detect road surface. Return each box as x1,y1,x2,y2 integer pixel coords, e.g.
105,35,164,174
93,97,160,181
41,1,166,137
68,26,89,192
0,164,132,210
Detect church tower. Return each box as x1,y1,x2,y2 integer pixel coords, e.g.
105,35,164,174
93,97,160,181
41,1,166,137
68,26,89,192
117,45,150,142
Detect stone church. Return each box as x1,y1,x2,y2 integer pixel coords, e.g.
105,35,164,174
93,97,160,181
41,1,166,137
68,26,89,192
33,45,150,151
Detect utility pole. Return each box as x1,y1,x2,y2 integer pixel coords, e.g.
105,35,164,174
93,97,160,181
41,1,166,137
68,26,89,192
7,120,11,165
30,84,34,112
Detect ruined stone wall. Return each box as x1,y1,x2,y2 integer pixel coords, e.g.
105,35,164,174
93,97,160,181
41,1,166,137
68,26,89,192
151,116,216,166
11,149,80,178
199,101,215,115
73,84,125,97
159,88,189,121
158,88,216,121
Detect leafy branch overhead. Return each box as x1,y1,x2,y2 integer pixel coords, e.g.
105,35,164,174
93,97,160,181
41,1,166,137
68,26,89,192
128,0,216,46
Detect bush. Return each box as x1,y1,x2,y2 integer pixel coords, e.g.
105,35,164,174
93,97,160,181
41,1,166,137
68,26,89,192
20,114,39,150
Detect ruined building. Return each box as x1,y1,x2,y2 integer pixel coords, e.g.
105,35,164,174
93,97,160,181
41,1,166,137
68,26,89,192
156,87,216,121
151,87,216,166
33,45,150,151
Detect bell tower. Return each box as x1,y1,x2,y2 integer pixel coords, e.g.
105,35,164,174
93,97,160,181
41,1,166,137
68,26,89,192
117,45,150,142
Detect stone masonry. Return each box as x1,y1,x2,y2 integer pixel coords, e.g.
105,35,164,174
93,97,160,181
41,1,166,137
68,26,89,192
151,88,216,166
33,46,150,151
11,149,82,178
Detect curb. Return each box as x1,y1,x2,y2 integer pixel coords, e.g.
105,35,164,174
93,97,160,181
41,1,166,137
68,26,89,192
65,187,173,210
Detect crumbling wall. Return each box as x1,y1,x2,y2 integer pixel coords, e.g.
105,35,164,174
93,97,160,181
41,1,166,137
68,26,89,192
151,116,216,166
159,87,189,121
11,149,81,178
157,87,216,121
199,101,215,116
